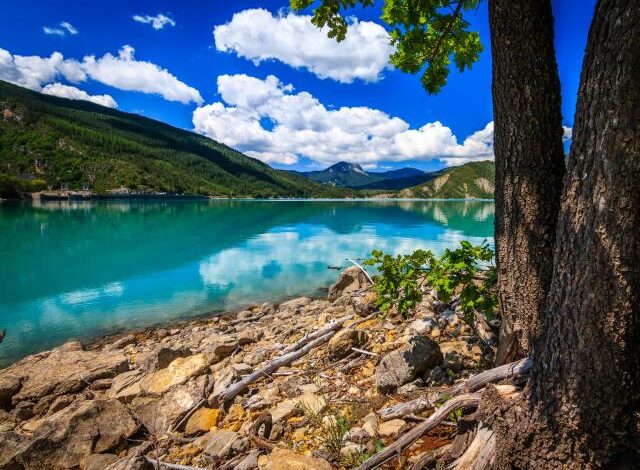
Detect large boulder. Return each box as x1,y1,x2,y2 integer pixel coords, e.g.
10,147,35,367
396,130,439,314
258,447,332,470
0,341,129,416
15,399,138,469
328,329,369,360
375,336,443,394
328,267,370,302
103,443,154,470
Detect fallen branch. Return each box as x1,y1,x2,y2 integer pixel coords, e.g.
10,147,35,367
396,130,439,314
409,444,451,470
379,358,531,420
355,394,481,470
351,347,379,357
213,331,337,404
282,315,353,354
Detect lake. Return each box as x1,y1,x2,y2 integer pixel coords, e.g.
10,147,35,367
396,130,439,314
0,199,494,367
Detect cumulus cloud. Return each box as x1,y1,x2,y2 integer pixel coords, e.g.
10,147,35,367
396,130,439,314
0,46,202,105
193,74,493,166
42,83,117,108
133,13,176,30
562,125,572,142
81,45,203,104
43,21,78,36
0,48,85,90
214,8,394,83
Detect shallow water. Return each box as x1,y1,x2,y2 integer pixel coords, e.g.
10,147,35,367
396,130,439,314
0,199,494,367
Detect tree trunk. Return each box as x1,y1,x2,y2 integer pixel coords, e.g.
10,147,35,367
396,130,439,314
493,1,640,467
489,0,566,364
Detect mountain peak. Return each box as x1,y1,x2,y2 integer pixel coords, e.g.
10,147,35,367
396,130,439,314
327,161,366,174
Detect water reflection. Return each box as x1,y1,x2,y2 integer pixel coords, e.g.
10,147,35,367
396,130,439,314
0,200,494,366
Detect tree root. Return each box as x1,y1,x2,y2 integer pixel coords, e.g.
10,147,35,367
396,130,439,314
379,358,531,420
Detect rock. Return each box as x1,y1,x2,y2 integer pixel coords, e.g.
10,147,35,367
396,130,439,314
131,375,206,435
235,449,260,470
139,354,208,395
108,370,143,403
185,407,224,435
17,399,139,469
327,329,369,360
104,334,136,351
139,346,192,373
341,442,367,457
258,447,333,470
375,336,443,394
269,399,298,423
378,419,406,438
244,349,269,366
103,443,154,470
237,330,258,346
0,432,28,469
203,336,239,362
211,366,240,398
195,429,241,460
0,375,22,410
423,365,447,385
408,318,438,336
81,453,119,470
47,394,76,414
328,267,370,302
343,427,371,444
0,341,129,412
352,292,378,316
362,413,378,438
296,393,326,415
231,363,253,375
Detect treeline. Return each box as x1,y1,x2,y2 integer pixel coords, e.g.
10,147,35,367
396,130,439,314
0,80,353,199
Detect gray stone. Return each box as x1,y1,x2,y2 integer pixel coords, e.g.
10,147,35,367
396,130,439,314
375,336,443,394
327,329,369,360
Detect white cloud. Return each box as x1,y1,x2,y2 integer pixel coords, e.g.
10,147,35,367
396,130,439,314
133,13,176,30
214,8,394,83
60,22,78,35
0,46,201,105
43,21,78,36
193,74,493,166
81,46,203,104
0,48,85,90
43,27,65,36
562,125,572,142
42,83,117,108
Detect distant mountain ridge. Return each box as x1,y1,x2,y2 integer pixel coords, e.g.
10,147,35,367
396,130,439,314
0,80,351,198
297,161,436,190
397,161,495,199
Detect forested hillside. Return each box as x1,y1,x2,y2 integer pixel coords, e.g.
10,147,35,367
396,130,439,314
0,80,351,198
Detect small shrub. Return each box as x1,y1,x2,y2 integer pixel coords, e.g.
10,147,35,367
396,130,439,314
364,241,497,323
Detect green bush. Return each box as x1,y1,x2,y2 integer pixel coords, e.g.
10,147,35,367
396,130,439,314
364,241,497,323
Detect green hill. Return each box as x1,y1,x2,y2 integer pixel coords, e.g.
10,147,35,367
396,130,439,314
0,80,352,199
398,161,495,199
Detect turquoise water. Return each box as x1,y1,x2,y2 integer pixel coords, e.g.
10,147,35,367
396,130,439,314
0,200,494,367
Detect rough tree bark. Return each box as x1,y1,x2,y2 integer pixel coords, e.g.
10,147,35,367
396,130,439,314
490,1,640,467
489,0,566,364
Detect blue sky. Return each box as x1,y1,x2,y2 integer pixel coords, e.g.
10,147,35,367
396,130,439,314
0,0,596,171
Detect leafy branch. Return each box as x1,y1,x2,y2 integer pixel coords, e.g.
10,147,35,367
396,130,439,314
364,240,497,323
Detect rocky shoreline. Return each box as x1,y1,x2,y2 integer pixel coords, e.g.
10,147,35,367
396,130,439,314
0,267,500,470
